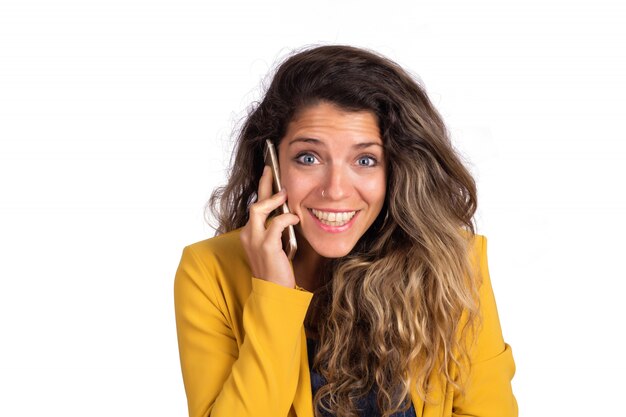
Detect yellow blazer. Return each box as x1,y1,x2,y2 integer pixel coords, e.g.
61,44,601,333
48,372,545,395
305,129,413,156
174,229,517,417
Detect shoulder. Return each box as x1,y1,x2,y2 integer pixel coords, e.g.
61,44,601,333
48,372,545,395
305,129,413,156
459,228,486,254
469,232,489,287
458,230,491,299
458,229,487,273
466,232,507,362
472,233,487,271
177,228,252,301
184,228,247,267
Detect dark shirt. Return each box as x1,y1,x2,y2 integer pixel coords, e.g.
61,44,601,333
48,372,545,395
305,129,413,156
306,338,417,417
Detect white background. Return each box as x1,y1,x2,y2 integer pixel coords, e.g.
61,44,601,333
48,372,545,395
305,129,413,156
1,0,625,416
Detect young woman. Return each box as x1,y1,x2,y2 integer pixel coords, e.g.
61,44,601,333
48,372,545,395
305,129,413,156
174,45,517,417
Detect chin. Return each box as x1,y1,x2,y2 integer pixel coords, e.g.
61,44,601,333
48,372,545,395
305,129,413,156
307,238,356,259
315,247,352,259
295,223,362,259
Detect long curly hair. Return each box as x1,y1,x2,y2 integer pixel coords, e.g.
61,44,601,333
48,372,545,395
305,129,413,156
206,45,481,417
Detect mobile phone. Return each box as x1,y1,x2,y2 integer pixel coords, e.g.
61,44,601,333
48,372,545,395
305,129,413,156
263,139,297,260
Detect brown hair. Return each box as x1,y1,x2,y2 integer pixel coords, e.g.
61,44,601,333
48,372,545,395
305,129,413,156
207,45,481,417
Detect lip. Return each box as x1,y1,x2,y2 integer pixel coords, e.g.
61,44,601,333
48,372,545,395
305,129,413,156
307,208,360,233
309,208,358,213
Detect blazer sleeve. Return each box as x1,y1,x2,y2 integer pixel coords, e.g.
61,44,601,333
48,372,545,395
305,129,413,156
452,235,518,417
173,245,313,417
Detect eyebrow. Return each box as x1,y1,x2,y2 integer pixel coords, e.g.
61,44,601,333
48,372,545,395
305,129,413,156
288,137,383,149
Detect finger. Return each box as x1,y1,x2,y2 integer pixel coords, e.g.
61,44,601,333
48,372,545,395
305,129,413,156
262,216,299,257
248,188,288,234
257,165,274,202
264,213,300,246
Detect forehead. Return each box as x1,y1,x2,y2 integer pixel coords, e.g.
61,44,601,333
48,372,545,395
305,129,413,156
285,102,381,144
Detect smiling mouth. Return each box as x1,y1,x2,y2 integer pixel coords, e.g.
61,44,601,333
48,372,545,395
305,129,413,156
309,208,358,227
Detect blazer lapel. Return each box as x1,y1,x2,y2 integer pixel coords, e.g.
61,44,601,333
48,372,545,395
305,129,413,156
292,326,315,417
410,384,425,417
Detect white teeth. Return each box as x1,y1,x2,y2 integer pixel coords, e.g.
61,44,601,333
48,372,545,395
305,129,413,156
311,209,357,226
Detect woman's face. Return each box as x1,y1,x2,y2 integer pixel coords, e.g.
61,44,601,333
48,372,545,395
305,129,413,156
278,101,386,259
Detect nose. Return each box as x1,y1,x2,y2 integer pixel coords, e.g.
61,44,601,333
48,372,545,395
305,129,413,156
322,163,352,200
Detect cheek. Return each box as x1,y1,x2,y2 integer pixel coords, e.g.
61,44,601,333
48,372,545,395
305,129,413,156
281,165,319,194
281,169,308,213
361,175,387,206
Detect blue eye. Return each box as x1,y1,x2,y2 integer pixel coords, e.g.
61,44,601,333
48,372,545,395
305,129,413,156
357,156,377,167
295,153,318,165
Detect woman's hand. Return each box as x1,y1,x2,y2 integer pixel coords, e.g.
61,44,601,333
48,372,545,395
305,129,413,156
240,165,300,289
